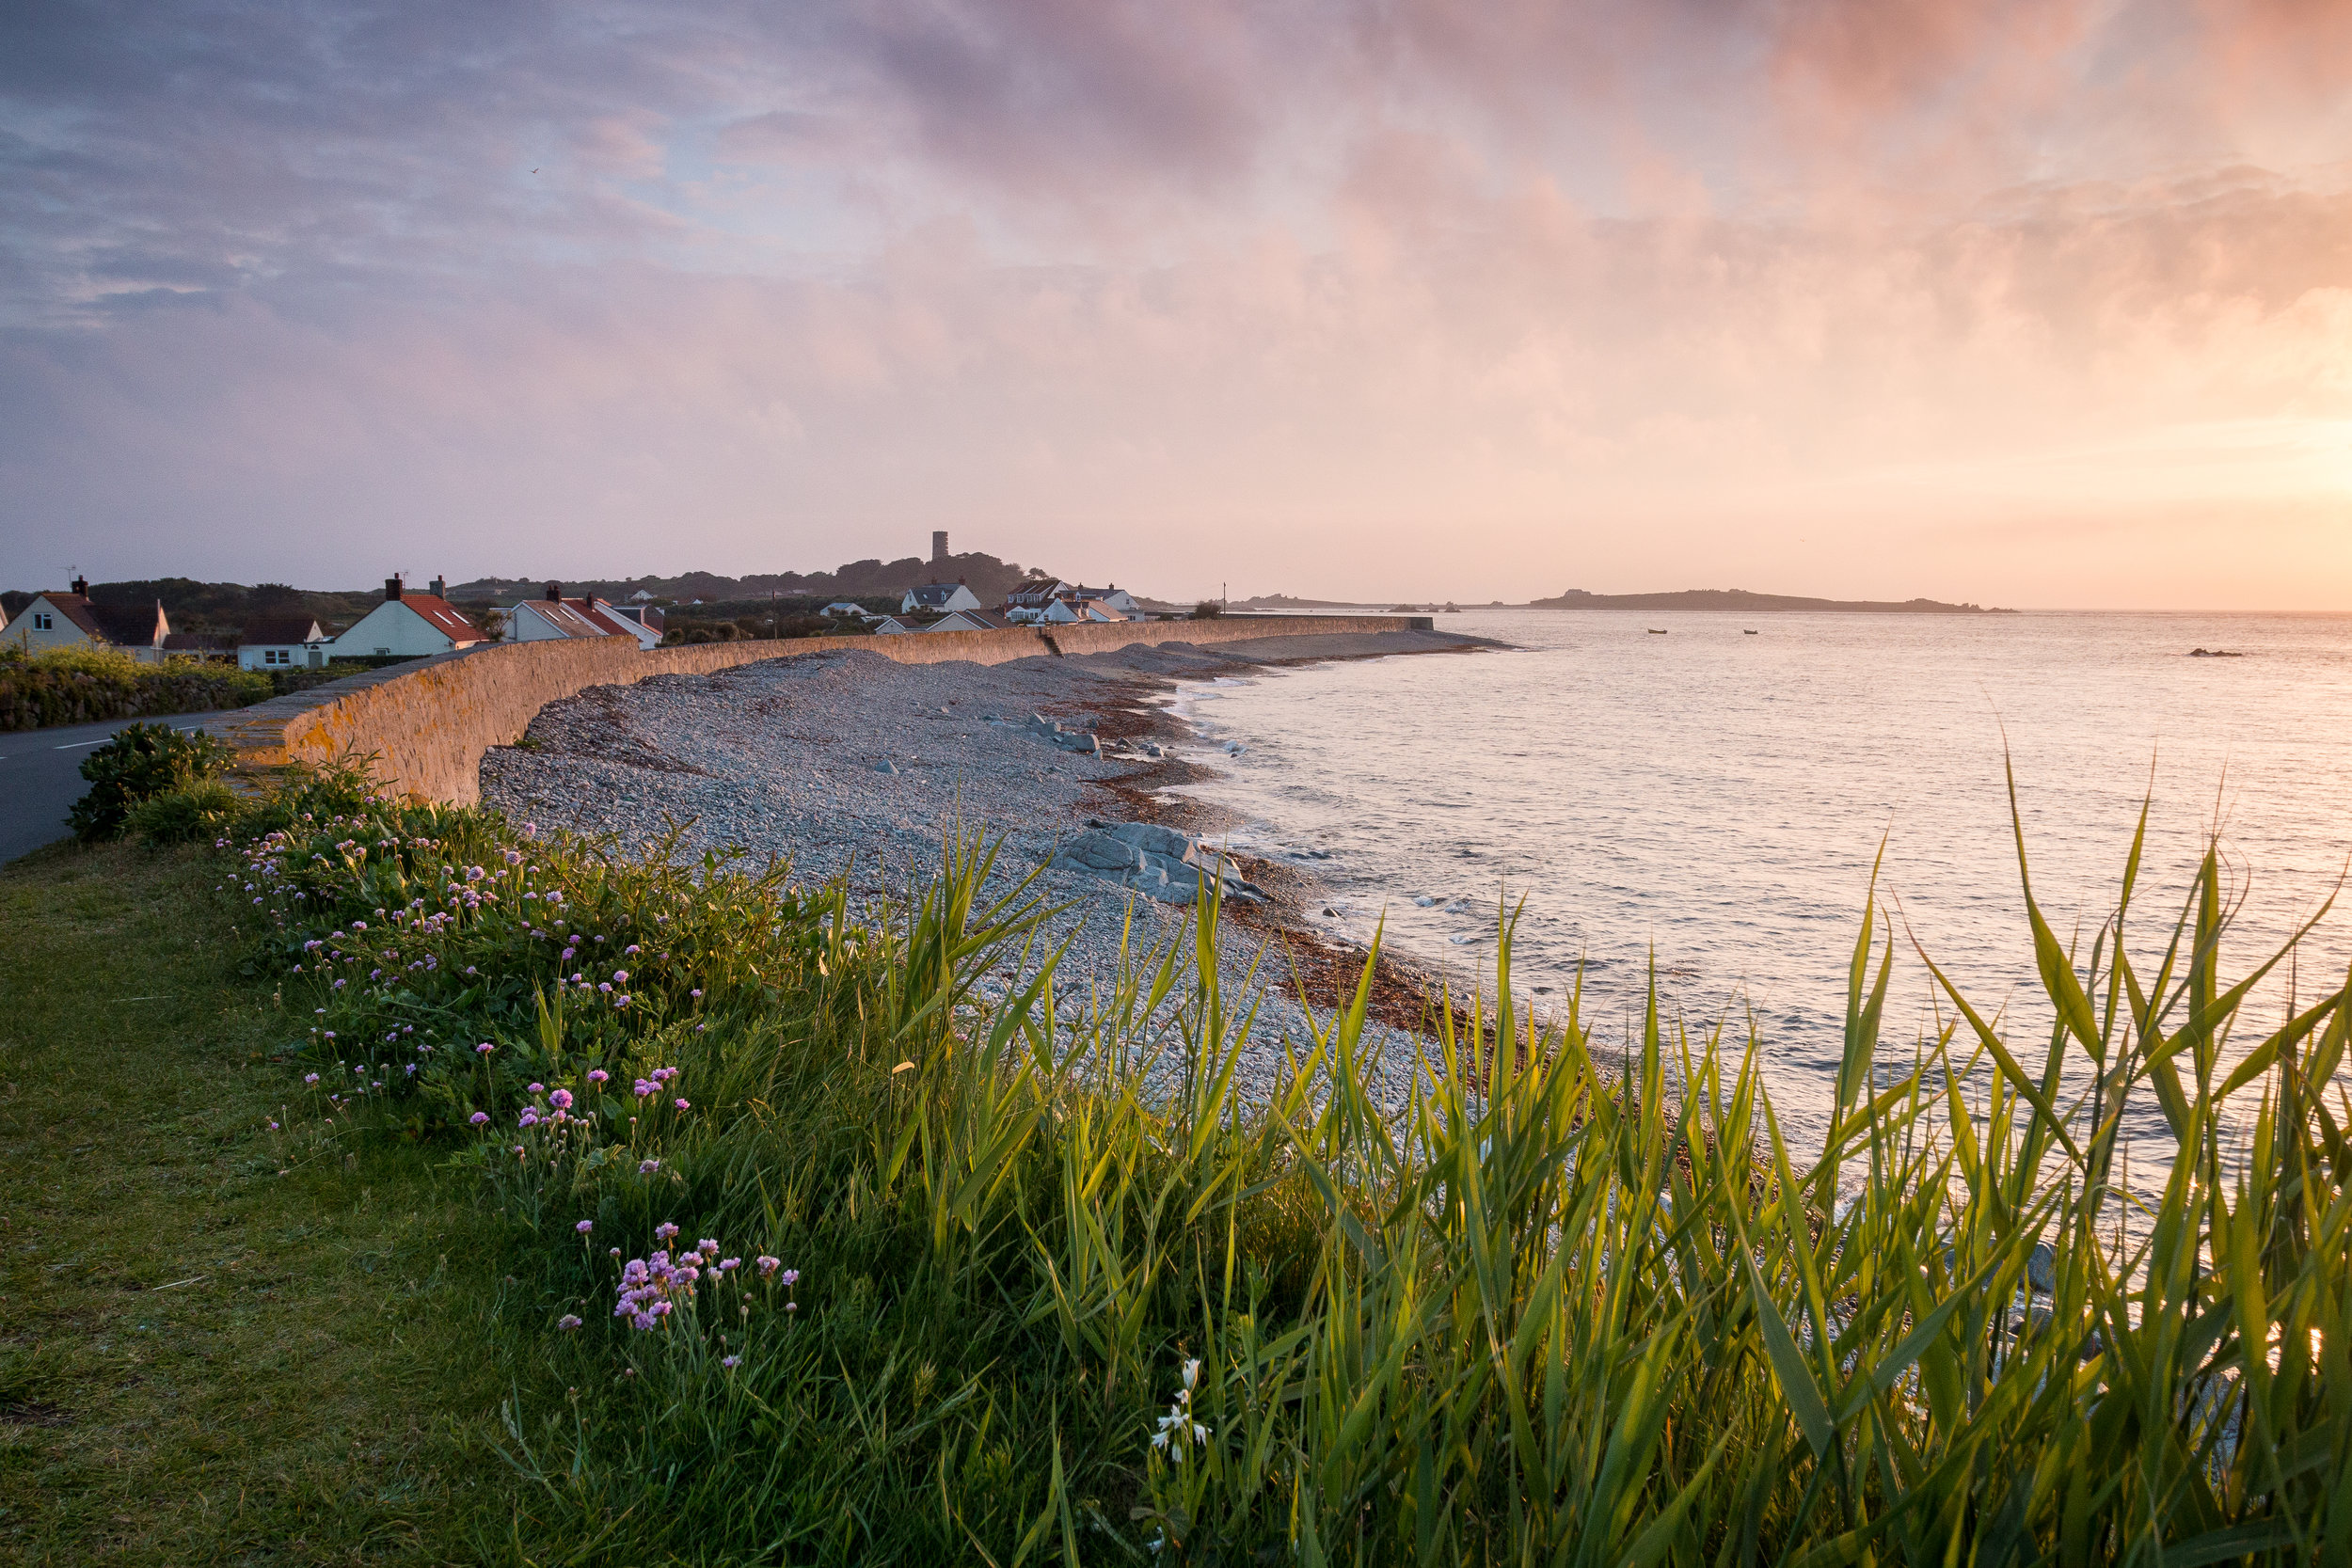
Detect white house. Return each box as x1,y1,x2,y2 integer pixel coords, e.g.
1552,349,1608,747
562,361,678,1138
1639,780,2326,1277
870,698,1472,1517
900,581,982,615
1062,584,1142,615
871,615,926,635
6,578,170,662
1002,579,1069,614
238,615,328,671
1041,597,1126,625
821,601,868,619
926,609,1014,633
328,577,487,657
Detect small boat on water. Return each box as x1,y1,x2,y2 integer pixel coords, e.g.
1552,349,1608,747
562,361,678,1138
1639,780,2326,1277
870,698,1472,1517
1743,629,1758,635
1646,627,1668,635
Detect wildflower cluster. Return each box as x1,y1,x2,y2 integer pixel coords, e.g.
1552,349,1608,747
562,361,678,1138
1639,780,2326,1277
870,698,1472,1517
609,1223,800,1338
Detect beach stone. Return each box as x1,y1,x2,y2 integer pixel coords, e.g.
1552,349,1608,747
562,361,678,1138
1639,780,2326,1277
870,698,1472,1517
874,760,898,774
1050,831,1146,877
1107,822,1192,860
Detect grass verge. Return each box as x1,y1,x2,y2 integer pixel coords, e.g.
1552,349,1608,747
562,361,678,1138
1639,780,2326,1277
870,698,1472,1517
0,841,515,1565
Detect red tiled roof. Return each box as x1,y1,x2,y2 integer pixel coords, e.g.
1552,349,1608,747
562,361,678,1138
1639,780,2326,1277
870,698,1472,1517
392,594,483,641
565,598,638,638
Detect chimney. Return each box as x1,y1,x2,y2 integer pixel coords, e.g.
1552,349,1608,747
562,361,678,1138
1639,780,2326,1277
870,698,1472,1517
429,576,446,598
385,575,404,602
545,583,562,601
957,576,966,585
931,531,948,564
71,575,88,596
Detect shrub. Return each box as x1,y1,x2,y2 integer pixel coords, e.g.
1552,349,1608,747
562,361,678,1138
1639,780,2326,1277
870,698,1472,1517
1192,600,1223,619
67,721,240,842
126,778,245,847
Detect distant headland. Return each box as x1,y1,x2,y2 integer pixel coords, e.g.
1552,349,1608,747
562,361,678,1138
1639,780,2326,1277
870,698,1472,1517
1529,588,2013,614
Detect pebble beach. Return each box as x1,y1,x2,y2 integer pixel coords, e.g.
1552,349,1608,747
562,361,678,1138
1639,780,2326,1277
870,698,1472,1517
480,626,1496,1109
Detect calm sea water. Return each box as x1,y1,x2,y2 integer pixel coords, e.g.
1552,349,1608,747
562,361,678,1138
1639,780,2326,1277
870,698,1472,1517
1171,609,2352,1153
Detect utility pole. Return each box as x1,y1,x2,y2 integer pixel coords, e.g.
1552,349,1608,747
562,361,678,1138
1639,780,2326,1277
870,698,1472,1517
771,590,778,641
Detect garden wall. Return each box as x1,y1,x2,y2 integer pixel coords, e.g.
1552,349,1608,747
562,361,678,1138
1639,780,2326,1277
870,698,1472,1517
215,616,1433,804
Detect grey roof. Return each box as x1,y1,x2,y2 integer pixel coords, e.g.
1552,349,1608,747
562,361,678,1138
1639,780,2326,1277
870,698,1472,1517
242,615,326,645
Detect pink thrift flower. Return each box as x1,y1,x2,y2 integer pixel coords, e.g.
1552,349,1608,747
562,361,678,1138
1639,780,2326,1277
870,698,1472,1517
469,1111,490,1125
576,1219,595,1234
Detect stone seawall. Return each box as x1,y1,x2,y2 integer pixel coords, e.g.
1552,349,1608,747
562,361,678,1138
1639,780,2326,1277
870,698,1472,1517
215,615,1437,804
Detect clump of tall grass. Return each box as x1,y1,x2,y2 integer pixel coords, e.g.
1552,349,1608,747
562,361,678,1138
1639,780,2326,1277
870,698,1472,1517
216,763,2347,1563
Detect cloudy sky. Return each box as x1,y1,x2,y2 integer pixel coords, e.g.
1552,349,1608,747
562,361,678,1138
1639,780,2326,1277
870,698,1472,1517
3,1,2347,606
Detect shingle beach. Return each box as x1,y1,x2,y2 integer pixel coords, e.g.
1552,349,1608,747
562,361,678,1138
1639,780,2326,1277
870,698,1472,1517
480,626,1495,1108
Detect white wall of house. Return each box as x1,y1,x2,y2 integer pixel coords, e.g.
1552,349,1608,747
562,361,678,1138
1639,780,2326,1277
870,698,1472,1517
239,643,326,671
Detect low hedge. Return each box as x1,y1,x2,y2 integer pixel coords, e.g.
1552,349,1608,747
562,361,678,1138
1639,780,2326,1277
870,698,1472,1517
0,647,271,731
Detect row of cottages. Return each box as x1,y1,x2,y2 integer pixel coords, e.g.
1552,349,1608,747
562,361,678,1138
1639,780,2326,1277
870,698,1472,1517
502,584,663,650
3,574,658,671
869,579,1147,636
1000,581,1143,624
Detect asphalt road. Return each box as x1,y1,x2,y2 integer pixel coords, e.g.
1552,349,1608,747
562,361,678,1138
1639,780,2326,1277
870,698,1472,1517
0,715,224,864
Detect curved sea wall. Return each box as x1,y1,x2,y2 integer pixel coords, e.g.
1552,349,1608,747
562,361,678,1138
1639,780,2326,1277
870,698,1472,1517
215,615,1434,804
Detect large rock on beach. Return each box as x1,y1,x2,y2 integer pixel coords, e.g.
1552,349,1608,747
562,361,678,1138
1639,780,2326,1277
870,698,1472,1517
1050,823,1264,904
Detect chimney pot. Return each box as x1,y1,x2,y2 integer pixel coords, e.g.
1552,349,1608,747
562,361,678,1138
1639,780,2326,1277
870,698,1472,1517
71,575,88,596
546,583,562,601
429,576,446,598
385,576,403,602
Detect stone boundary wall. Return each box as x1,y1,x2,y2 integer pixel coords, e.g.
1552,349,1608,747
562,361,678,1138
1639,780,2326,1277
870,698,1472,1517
215,615,1433,804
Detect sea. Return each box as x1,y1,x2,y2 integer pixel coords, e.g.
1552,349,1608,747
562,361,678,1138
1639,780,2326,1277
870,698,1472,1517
1169,608,2352,1158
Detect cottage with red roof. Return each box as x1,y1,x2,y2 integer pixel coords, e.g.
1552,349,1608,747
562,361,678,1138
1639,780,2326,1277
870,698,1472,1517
6,577,171,661
326,576,487,657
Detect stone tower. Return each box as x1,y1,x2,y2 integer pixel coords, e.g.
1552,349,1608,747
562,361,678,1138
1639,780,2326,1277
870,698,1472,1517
931,531,949,565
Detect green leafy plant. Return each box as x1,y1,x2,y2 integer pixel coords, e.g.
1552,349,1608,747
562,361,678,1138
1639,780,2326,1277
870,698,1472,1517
125,778,244,847
68,721,238,842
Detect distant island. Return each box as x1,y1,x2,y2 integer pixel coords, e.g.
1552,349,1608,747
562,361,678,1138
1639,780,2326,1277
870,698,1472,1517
1529,588,2012,614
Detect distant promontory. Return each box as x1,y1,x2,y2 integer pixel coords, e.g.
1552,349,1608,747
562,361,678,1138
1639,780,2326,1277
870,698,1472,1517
1529,588,2012,614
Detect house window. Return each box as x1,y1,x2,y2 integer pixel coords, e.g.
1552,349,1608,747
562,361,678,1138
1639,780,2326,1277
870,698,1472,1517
264,647,289,666
32,611,51,630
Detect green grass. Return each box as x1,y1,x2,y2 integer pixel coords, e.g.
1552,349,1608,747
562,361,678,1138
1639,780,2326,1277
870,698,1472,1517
17,762,2352,1563
0,841,516,1564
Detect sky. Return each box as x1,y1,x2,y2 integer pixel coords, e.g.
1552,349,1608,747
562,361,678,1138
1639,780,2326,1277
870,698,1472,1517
2,1,2348,608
